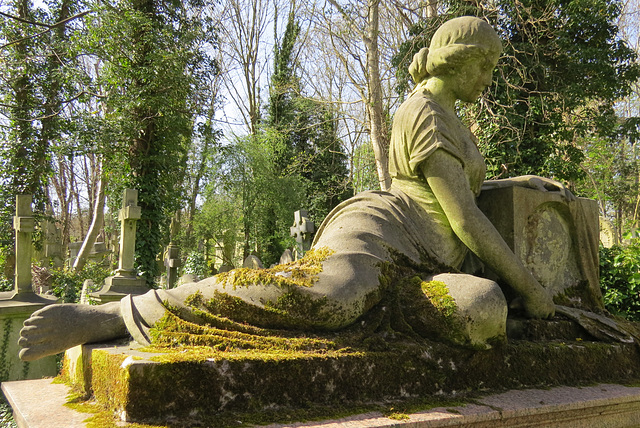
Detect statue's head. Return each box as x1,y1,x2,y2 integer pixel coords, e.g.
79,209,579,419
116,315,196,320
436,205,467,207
409,16,502,85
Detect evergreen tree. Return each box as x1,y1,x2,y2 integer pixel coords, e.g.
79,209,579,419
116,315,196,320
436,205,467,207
255,9,350,265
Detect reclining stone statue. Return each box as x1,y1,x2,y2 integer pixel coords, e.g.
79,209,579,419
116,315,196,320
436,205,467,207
20,16,580,362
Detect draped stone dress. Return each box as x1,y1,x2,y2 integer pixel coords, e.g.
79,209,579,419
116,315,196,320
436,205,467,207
121,88,490,345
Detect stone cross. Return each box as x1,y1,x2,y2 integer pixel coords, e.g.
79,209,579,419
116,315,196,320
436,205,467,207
43,218,63,268
164,216,181,288
115,189,142,277
90,189,145,303
13,195,35,295
290,210,315,259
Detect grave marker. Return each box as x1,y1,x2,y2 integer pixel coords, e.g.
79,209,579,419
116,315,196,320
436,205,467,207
13,195,35,295
0,195,57,380
164,216,181,289
289,210,315,259
91,189,146,302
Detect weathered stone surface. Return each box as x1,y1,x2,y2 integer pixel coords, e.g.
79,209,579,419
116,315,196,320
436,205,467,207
59,336,640,426
0,297,57,380
427,273,507,349
477,186,602,310
7,378,640,428
243,254,264,269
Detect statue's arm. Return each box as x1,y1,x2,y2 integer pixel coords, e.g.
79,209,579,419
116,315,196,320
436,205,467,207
482,175,575,200
421,151,555,319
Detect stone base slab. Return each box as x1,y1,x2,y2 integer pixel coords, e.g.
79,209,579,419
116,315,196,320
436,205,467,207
4,378,640,427
0,292,58,380
55,337,640,426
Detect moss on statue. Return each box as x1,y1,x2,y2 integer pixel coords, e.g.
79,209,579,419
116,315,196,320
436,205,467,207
215,247,335,290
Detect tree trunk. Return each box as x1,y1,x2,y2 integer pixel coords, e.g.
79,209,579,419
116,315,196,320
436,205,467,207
364,0,391,190
72,171,106,272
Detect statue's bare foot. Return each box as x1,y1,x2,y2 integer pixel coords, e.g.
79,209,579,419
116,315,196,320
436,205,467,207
18,302,128,361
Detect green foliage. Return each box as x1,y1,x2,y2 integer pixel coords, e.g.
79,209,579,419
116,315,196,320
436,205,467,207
600,240,640,320
0,275,12,293
0,397,17,428
49,262,111,303
78,0,217,285
394,0,640,183
0,0,76,271
234,9,351,265
183,251,209,279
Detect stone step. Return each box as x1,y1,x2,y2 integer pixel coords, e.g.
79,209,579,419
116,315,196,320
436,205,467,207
4,378,640,427
56,338,640,426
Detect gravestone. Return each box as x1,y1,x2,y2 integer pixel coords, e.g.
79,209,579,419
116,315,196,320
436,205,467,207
91,189,146,303
600,216,616,248
37,214,63,268
242,254,264,269
87,241,110,265
289,210,315,260
0,195,57,380
477,186,602,310
67,242,82,267
279,248,294,265
164,217,181,289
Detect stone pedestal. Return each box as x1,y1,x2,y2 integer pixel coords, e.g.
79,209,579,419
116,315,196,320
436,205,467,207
39,328,640,427
0,295,58,381
477,187,602,310
89,275,147,303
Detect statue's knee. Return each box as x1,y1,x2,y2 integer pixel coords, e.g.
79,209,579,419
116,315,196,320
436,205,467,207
426,273,508,348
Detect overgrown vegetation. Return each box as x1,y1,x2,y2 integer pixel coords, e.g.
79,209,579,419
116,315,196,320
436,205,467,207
600,239,640,320
47,262,111,303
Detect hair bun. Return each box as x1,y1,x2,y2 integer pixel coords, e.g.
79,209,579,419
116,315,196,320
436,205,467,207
409,47,430,84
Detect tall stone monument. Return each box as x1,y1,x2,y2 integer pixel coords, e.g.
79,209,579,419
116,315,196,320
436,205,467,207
91,189,146,302
0,195,57,380
164,216,181,289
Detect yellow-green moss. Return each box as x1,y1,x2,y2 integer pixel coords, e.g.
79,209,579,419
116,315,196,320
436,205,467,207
421,280,457,319
148,306,343,357
215,247,334,290
90,350,131,414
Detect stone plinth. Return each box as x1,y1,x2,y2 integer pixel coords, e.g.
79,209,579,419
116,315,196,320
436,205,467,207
0,293,58,381
56,335,640,426
477,187,602,309
5,379,640,428
89,275,146,303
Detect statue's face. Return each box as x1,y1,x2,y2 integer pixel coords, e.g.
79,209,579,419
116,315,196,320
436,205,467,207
450,53,500,103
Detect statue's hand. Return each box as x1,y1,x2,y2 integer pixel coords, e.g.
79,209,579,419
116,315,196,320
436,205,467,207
519,175,576,201
521,287,556,319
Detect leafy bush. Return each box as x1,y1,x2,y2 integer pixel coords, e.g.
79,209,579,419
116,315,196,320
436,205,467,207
50,262,111,303
183,251,208,280
0,275,12,292
600,240,640,320
0,398,16,428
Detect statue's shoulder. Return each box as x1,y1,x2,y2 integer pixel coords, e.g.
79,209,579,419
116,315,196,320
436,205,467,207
395,90,453,136
399,90,448,121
